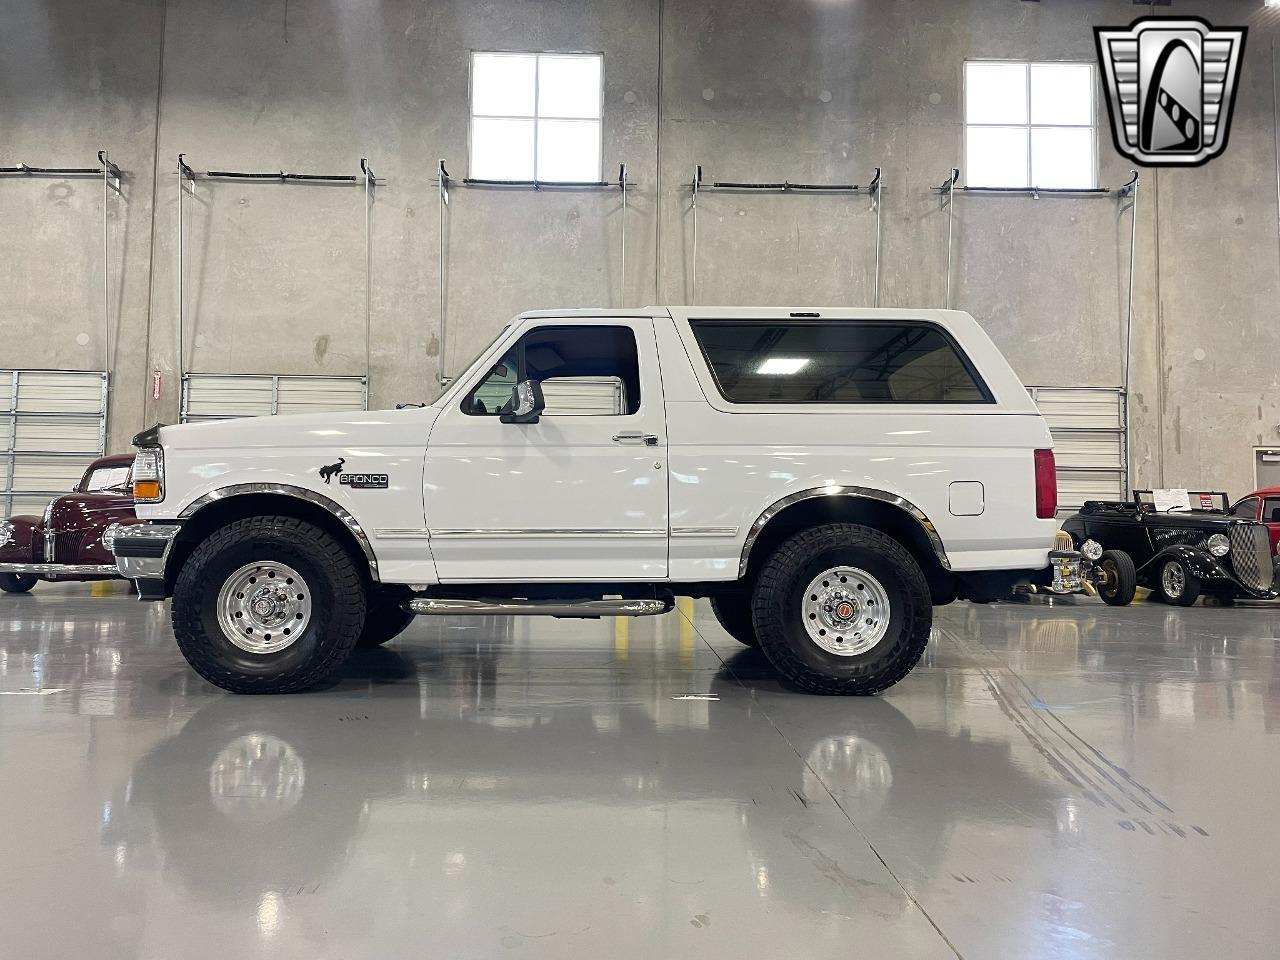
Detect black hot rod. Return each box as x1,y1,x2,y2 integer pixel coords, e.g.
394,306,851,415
1061,491,1277,607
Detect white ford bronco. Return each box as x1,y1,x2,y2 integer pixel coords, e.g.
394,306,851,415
115,307,1077,695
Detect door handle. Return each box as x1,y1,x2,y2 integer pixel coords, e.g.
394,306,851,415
613,432,659,446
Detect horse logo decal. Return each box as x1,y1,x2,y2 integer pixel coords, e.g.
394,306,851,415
318,458,346,484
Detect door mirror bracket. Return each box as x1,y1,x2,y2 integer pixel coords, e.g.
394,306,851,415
500,380,546,424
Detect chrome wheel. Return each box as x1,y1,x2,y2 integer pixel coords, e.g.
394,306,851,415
1161,560,1185,599
801,566,891,656
217,561,312,655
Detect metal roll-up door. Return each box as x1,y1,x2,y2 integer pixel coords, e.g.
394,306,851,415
181,374,367,423
1,369,108,516
541,377,626,416
1028,386,1127,512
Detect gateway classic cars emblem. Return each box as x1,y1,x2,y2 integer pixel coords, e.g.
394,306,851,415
1095,16,1246,167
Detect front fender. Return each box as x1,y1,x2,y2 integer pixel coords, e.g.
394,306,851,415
1146,544,1229,582
0,515,40,562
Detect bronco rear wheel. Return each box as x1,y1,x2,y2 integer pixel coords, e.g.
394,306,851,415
172,516,367,693
0,573,38,594
751,523,931,695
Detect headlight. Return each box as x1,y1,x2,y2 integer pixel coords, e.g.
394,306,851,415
102,522,122,554
132,447,164,502
1207,533,1230,557
1081,539,1103,561
0,520,13,548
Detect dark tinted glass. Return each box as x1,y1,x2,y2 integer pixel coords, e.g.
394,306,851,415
689,320,992,404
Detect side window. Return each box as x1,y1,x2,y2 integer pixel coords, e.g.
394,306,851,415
1232,497,1259,519
689,320,992,404
463,325,641,417
1264,498,1280,523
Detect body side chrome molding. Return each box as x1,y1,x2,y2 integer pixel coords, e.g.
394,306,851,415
179,483,380,579
671,526,739,537
374,528,432,539
739,485,952,576
430,528,666,539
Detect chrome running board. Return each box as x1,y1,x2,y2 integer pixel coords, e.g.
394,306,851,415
406,596,673,618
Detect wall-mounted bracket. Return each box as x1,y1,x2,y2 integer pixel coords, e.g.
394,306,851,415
433,159,636,386
0,151,126,379
689,163,883,305
174,155,382,388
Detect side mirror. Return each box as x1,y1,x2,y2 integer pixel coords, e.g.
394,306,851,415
499,380,545,424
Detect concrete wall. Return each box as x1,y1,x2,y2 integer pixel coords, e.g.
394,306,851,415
2,0,1278,496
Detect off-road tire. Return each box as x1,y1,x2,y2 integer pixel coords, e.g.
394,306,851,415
1155,557,1201,607
0,573,38,594
357,589,417,647
172,516,367,693
709,593,759,647
1096,549,1137,606
751,523,931,695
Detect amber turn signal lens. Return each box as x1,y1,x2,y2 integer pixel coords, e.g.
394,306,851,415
134,480,162,500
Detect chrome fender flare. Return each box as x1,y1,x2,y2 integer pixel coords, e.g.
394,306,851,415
178,483,380,580
738,485,952,577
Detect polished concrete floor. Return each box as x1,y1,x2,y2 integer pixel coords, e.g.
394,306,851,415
1,584,1277,959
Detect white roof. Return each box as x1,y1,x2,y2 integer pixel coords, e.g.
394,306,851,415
516,306,973,321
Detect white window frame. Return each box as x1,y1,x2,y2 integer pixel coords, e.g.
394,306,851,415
468,50,605,183
963,59,1099,190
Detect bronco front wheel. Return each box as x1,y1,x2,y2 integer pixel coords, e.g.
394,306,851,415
751,523,931,695
172,516,367,693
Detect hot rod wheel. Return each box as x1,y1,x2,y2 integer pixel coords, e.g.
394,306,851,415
1156,557,1201,606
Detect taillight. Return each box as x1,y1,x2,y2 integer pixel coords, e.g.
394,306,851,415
1034,448,1057,519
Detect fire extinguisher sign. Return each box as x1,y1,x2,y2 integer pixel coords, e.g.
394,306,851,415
152,370,162,401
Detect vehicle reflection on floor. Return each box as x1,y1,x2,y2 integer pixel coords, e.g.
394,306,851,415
1,585,1278,959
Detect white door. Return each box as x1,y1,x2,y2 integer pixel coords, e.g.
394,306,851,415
424,319,668,582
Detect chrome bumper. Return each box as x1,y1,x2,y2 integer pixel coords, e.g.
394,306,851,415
0,563,119,577
112,523,182,580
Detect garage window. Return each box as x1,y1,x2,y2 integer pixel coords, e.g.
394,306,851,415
470,52,603,182
964,60,1097,189
689,320,992,404
464,325,640,416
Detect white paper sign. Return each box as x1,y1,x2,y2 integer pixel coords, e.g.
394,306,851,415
1153,488,1191,512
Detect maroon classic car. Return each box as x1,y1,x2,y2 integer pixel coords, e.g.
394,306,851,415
0,454,139,593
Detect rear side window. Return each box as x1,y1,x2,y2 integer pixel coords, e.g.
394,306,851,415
689,320,993,404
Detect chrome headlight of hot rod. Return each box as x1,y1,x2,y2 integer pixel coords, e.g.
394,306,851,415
0,519,13,548
1207,533,1230,557
102,522,123,555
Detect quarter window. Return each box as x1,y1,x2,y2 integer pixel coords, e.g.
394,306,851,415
689,320,992,405
470,52,603,182
464,325,640,417
964,61,1097,189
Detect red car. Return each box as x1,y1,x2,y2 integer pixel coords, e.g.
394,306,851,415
0,454,139,594
1231,487,1280,575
